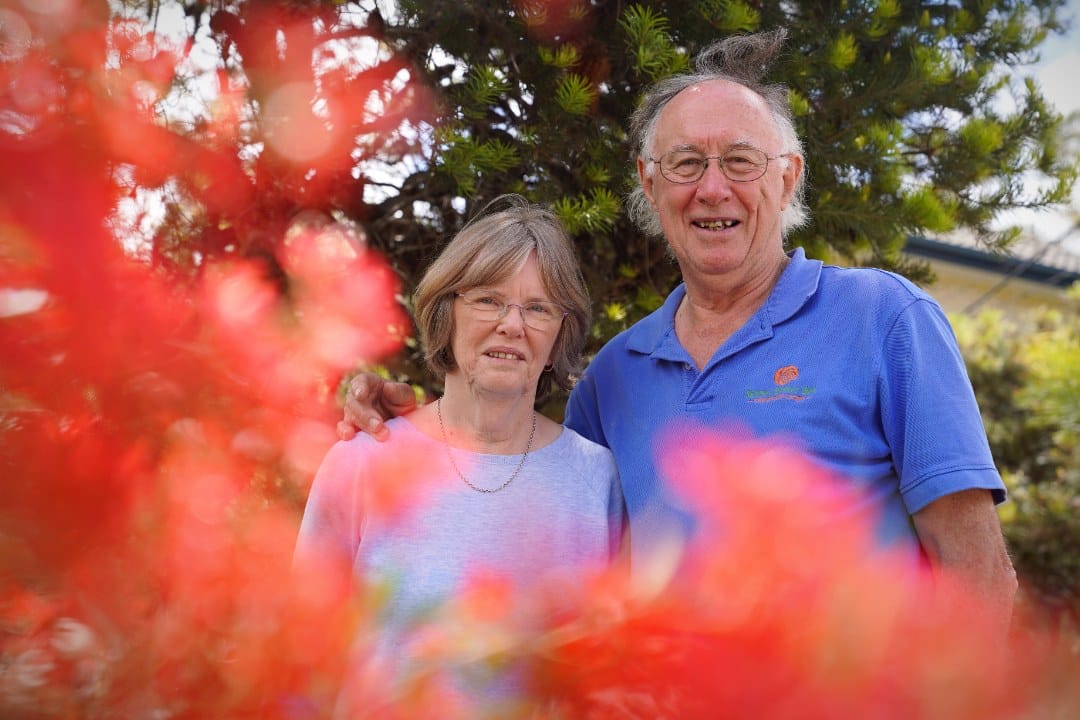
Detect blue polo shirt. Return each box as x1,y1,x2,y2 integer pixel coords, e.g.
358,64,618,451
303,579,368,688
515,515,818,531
565,248,1005,566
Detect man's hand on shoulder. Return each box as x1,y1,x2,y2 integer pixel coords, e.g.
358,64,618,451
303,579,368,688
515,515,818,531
337,373,419,442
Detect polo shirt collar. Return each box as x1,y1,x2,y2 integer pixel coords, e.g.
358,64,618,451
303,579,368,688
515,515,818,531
625,247,821,360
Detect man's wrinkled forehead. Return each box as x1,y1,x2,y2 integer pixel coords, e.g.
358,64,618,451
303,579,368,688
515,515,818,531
669,137,759,152
658,81,778,140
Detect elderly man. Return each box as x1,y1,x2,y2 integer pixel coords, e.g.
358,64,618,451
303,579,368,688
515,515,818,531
341,30,1017,633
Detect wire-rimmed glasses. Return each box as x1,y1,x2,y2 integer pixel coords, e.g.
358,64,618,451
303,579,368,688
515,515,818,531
456,290,567,331
649,146,791,184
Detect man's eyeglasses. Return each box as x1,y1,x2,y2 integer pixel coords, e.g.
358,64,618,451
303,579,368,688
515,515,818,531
456,290,567,331
649,146,791,184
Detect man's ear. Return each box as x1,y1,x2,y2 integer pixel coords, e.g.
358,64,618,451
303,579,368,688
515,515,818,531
638,156,656,206
780,153,803,208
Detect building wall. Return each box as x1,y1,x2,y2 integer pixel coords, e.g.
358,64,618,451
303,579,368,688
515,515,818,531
919,257,1074,319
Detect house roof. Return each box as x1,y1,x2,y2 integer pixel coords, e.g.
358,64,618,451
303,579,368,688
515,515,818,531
905,229,1080,288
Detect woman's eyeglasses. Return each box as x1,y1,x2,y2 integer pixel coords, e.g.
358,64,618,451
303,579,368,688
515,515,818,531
456,290,567,330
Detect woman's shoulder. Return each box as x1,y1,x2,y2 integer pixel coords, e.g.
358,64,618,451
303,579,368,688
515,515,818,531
557,424,612,452
552,428,621,504
549,425,618,474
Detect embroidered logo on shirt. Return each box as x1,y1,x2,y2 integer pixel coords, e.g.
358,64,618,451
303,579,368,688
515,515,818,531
746,365,816,403
774,365,799,385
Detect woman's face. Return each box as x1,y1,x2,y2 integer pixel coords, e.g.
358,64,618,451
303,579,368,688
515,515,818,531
448,251,561,401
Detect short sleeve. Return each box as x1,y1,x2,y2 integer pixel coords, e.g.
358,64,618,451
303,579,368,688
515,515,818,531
293,439,367,578
879,299,1006,514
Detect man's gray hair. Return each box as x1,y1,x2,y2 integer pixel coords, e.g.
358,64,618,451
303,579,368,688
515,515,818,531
626,29,809,238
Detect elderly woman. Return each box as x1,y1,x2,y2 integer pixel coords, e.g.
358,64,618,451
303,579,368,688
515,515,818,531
295,195,625,713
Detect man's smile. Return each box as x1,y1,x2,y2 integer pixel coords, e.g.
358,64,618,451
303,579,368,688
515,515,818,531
692,219,740,230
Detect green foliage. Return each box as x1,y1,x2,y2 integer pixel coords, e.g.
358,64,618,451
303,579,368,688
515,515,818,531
1020,308,1080,432
553,73,596,115
900,185,954,233
554,188,621,234
697,0,761,33
958,116,1006,154
538,44,582,69
619,5,690,80
462,65,511,120
952,293,1080,612
866,0,901,39
774,0,1073,272
435,131,520,196
827,32,858,70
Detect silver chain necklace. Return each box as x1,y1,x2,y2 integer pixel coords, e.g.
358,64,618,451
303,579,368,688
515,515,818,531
436,397,536,494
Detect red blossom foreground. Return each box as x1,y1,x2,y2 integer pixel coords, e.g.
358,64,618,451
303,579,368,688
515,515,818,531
2,2,1078,719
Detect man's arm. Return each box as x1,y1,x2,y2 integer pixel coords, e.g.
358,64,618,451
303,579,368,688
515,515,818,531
911,488,1017,637
336,373,418,442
